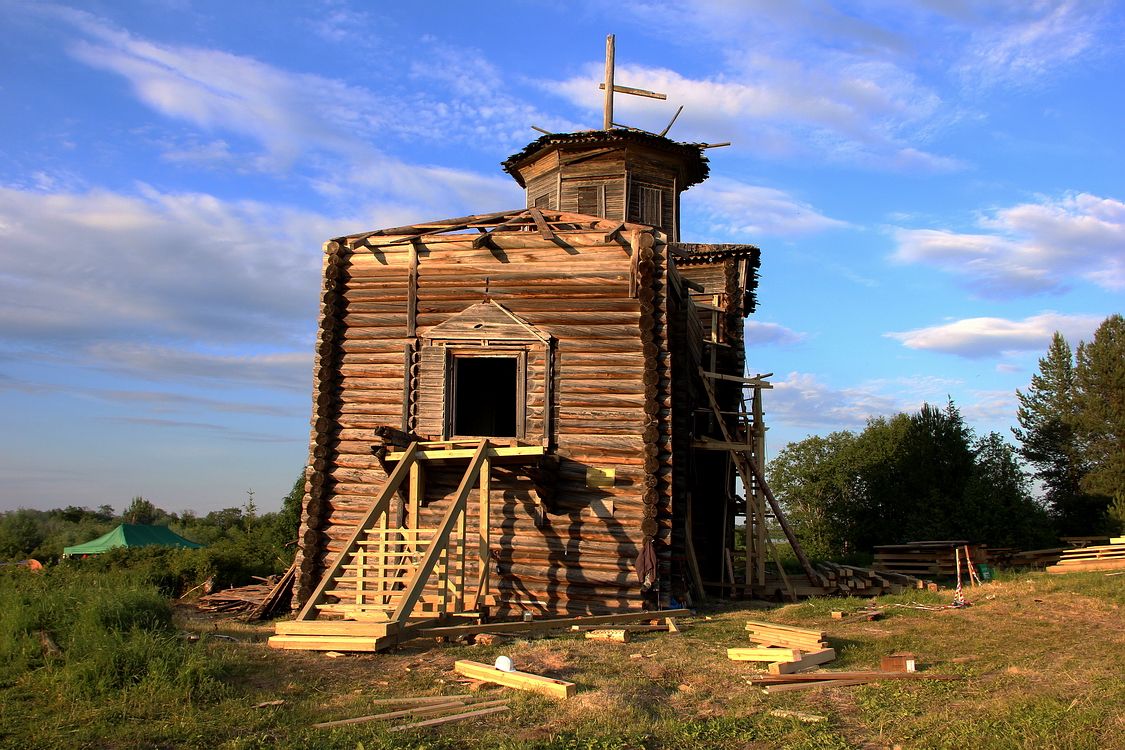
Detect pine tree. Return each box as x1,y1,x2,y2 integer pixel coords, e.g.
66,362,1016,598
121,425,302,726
1073,314,1125,528
1012,333,1097,533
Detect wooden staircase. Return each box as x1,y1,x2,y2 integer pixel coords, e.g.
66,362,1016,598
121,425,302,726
270,439,544,651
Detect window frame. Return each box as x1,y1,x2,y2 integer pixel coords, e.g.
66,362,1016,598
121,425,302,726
574,183,606,217
638,184,663,227
443,346,528,440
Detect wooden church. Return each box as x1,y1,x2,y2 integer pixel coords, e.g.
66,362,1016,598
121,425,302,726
271,39,817,651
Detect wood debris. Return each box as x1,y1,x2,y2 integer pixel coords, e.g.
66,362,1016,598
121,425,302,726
197,562,295,620
585,628,630,642
453,659,576,699
313,697,506,729
731,620,837,674
387,704,510,733
744,620,829,650
768,709,827,722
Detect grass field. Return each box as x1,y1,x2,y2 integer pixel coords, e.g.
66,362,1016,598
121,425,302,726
1,570,1121,749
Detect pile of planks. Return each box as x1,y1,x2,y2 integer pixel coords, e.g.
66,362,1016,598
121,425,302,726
197,564,295,620
728,620,835,674
1045,540,1125,574
873,541,986,578
814,561,929,594
755,563,929,600
1002,547,1065,568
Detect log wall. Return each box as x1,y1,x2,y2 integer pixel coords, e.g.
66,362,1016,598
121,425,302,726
296,228,676,615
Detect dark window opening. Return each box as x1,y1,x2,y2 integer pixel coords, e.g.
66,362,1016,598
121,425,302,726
533,192,552,209
452,357,518,437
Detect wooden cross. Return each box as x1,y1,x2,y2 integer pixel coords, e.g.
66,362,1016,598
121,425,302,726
600,34,667,130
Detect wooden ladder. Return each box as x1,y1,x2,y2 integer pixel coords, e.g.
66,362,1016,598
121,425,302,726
696,368,821,597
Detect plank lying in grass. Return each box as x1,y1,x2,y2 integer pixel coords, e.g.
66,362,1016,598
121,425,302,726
416,609,691,639
750,671,962,684
313,698,507,728
388,704,511,733
768,648,836,674
368,695,477,706
454,660,576,699
728,647,802,662
764,678,871,693
769,709,827,722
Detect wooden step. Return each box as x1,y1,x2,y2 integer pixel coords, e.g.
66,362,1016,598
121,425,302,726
274,620,401,637
267,634,396,652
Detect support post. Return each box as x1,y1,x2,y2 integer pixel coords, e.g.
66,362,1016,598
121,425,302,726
474,456,491,609
603,34,615,131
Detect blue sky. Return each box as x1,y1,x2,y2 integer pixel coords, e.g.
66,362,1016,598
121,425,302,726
1,1,1121,514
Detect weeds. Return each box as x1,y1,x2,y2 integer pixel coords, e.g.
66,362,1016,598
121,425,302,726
0,567,228,703
0,568,1121,749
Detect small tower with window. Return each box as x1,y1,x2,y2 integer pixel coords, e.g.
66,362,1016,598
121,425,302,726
503,130,709,242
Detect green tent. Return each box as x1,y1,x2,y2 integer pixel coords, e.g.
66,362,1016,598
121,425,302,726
63,524,202,557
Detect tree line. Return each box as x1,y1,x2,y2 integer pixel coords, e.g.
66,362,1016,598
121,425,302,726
768,314,1124,558
0,475,304,585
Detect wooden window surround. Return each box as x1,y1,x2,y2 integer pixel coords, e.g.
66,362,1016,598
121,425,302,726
444,347,528,440
418,301,551,445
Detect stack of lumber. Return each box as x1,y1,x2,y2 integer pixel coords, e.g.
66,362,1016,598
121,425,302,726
729,620,835,674
1003,547,1064,568
1045,541,1125,574
754,563,928,599
814,562,928,594
873,541,986,578
198,563,295,620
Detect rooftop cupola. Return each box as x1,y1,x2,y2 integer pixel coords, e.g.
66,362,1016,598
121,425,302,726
501,130,709,242
500,34,718,242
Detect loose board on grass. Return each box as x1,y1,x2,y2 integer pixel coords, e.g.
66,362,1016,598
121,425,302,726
454,660,576,699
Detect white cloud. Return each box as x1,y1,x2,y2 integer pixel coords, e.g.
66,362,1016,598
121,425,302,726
58,8,569,172
743,320,807,346
960,389,1018,425
590,0,1115,171
66,16,382,170
768,371,902,429
957,1,1108,88
85,344,311,392
765,370,1015,445
892,192,1125,297
550,60,954,171
687,178,847,237
0,185,332,384
885,311,1104,358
